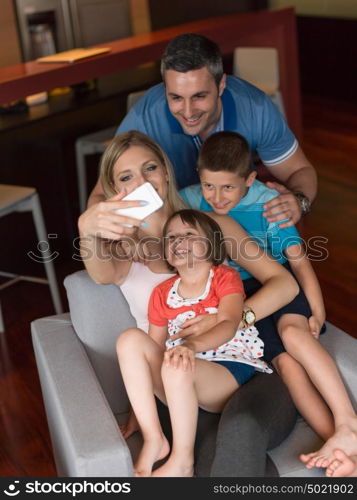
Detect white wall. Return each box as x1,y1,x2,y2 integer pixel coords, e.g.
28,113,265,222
269,0,357,19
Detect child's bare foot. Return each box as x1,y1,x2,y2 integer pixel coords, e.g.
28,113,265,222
300,423,357,469
326,450,357,477
151,455,194,477
134,433,170,477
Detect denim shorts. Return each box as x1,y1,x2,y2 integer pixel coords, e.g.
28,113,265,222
212,360,256,386
243,262,326,362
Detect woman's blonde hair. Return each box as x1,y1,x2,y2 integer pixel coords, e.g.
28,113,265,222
100,130,186,213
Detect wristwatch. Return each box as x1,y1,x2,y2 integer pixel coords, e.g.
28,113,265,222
294,191,311,216
241,307,256,329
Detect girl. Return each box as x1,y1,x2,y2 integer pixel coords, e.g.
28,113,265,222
117,209,271,477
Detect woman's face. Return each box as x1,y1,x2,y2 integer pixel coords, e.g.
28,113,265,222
112,145,169,201
165,216,209,270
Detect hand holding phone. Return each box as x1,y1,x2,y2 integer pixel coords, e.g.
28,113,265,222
114,182,163,220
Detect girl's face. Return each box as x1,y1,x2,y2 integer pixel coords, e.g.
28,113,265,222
112,145,169,201
165,216,210,270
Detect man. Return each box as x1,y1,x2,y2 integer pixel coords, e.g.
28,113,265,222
88,33,316,228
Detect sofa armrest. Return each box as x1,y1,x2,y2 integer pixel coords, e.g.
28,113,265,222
268,323,357,477
31,314,133,477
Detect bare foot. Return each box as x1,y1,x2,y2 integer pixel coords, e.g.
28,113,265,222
300,424,357,469
134,434,170,477
326,450,357,477
151,455,194,477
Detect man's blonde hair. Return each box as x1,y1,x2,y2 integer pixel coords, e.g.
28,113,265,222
99,130,186,213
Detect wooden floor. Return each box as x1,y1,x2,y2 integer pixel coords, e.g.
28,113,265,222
1,94,356,477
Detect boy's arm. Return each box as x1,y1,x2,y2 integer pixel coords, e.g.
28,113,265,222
208,213,299,320
285,244,326,335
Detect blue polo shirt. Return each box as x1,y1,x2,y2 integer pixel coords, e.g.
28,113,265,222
180,180,302,280
116,76,298,189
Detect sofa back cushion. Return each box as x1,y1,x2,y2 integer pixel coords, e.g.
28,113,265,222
64,270,136,413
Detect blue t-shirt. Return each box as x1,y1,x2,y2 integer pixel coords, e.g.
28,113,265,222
116,76,298,189
180,180,302,280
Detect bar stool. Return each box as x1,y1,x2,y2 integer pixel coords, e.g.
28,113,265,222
0,184,63,332
75,89,147,213
233,47,286,118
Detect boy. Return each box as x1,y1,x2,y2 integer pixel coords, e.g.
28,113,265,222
180,131,333,441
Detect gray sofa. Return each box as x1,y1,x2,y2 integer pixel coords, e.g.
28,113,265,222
31,270,357,477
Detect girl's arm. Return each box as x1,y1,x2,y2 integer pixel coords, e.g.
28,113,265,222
209,214,299,321
148,324,168,348
285,244,326,335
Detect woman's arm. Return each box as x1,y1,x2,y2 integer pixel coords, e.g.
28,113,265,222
78,192,146,284
208,214,299,321
285,244,326,334
78,231,132,285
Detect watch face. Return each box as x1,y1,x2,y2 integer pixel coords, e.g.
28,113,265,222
303,198,310,210
245,311,255,324
295,192,311,215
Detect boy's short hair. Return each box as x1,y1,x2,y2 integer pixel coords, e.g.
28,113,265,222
163,209,227,270
160,33,223,87
198,131,252,178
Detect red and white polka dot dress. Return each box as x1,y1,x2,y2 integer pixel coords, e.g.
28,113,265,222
164,269,272,374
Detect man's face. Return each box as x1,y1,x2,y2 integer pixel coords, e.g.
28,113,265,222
164,67,226,141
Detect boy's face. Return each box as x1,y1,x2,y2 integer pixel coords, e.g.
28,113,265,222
200,169,256,214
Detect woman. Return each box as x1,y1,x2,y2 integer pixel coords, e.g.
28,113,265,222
78,130,299,476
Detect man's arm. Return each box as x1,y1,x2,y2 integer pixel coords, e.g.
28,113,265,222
88,178,105,208
263,146,317,228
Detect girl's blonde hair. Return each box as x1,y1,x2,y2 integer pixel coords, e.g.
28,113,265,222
100,130,186,213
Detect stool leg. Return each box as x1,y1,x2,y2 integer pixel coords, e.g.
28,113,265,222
31,193,63,314
75,140,88,214
0,300,4,332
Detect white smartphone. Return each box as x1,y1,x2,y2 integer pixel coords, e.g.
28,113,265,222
114,182,163,220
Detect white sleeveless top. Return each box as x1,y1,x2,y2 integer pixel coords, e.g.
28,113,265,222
120,261,173,332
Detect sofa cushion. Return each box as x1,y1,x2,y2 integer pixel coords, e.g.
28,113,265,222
319,323,357,408
64,270,136,413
